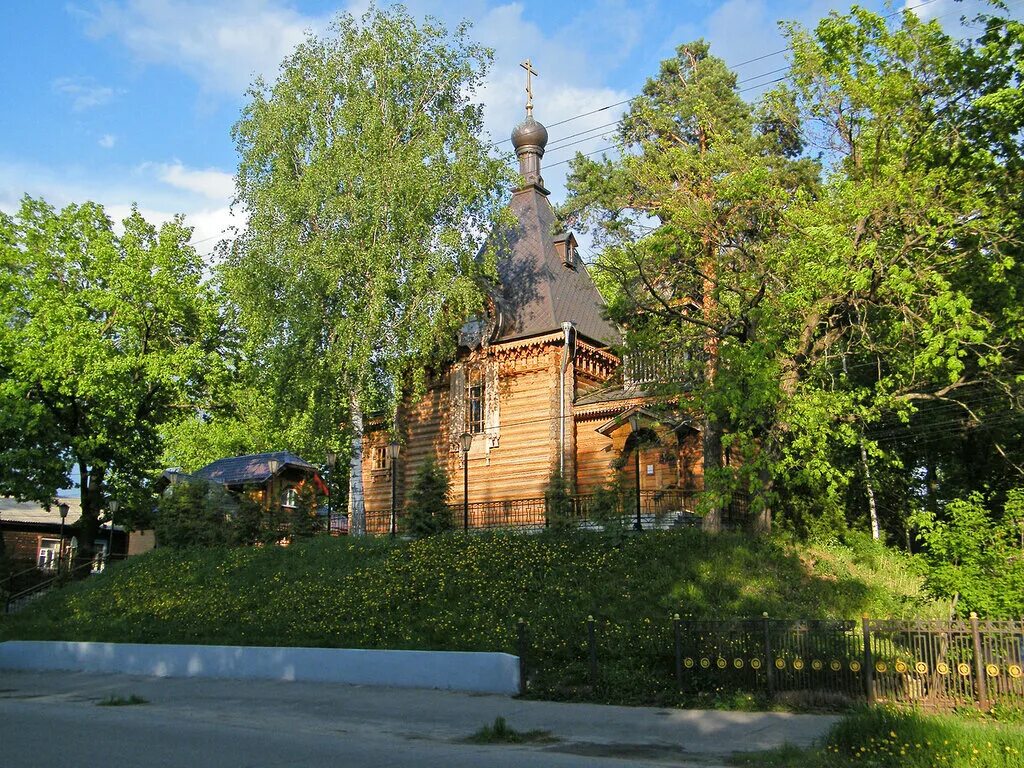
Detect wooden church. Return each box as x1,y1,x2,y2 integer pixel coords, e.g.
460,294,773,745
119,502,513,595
359,83,707,531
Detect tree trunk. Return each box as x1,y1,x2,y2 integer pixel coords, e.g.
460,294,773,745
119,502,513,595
348,393,366,536
860,440,880,540
74,460,103,576
701,416,723,533
752,462,773,535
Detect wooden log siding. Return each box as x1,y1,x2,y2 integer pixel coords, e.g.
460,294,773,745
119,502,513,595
363,342,568,521
574,417,706,497
361,336,713,527
574,416,620,495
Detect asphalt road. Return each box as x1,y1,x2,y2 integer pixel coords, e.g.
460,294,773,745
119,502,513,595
0,671,839,767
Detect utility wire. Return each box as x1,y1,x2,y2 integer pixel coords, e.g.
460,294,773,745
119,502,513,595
492,0,947,147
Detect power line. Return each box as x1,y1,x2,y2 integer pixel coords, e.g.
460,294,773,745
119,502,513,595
492,0,950,148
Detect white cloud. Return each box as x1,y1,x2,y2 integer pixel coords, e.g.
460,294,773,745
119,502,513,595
0,159,242,258
471,2,631,199
98,134,117,149
903,0,1024,36
81,0,338,95
52,76,118,111
147,161,235,200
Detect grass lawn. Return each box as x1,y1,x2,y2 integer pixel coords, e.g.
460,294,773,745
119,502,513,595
731,707,1024,767
0,529,943,706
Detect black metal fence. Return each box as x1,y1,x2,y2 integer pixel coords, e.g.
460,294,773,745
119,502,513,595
338,489,750,536
559,613,1024,711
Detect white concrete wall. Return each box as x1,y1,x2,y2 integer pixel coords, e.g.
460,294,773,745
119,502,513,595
0,641,520,695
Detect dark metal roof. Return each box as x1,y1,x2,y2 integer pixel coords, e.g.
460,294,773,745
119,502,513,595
489,185,620,347
193,451,314,487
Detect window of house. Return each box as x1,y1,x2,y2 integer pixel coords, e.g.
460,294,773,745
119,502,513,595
37,539,60,571
282,487,299,509
466,367,485,434
371,446,388,471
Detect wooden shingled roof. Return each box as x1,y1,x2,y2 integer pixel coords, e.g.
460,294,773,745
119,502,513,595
192,451,314,487
489,184,620,347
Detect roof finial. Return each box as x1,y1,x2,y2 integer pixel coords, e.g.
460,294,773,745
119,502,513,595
520,59,537,117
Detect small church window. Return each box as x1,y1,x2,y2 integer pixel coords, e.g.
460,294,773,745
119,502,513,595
371,446,388,471
466,367,485,434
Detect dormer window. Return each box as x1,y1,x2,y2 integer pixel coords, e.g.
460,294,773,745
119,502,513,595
553,232,578,271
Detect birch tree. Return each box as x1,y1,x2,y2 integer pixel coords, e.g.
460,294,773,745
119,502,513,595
226,6,506,534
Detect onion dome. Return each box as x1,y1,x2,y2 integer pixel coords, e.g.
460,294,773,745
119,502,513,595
511,116,548,150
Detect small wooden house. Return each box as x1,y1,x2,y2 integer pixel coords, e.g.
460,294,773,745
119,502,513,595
157,451,327,521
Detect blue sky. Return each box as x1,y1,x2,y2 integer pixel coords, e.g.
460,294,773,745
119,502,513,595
0,0,1012,256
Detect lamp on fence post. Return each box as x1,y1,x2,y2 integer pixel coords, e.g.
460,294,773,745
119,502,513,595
57,501,69,574
460,432,473,532
628,413,642,531
388,440,400,538
326,451,338,533
108,499,119,568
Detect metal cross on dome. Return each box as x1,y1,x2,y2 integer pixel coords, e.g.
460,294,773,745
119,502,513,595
520,59,537,117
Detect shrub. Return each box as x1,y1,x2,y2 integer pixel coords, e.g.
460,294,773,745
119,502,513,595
231,494,264,546
289,484,320,540
544,471,575,532
154,480,234,548
406,456,452,538
589,481,629,541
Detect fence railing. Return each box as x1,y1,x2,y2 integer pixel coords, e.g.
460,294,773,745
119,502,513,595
350,489,749,536
547,612,1024,711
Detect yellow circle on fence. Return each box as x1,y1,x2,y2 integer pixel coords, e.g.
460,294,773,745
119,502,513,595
812,660,823,671
986,664,1000,678
958,663,972,677
936,662,950,675
793,658,805,671
895,660,908,674
751,658,762,670
700,658,710,669
716,658,728,669
915,661,928,675
830,660,842,672
875,661,887,673
1010,665,1022,679
734,658,744,669
775,658,786,670
850,661,862,672
684,657,694,669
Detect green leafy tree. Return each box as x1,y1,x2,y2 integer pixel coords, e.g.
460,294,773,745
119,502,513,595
225,6,508,535
566,7,1024,539
406,456,451,538
563,40,816,533
0,198,227,564
913,492,1024,617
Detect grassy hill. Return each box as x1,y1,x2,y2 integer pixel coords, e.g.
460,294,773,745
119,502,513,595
0,529,944,706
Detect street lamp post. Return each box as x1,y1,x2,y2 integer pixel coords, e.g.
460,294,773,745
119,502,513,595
628,414,642,531
108,499,119,568
57,502,69,574
387,441,401,538
460,432,473,532
326,451,338,534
